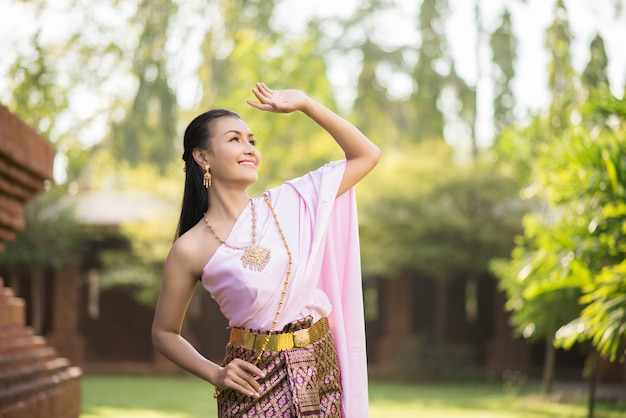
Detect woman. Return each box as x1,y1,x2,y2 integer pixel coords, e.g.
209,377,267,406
152,82,380,417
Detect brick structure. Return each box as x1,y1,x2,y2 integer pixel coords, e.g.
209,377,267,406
0,280,81,417
0,105,55,248
0,105,82,417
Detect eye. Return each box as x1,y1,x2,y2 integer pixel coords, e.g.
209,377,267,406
249,139,256,146
229,137,240,142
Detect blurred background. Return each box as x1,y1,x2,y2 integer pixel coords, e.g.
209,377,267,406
0,0,625,416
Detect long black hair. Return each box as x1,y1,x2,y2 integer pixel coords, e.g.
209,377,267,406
175,108,240,239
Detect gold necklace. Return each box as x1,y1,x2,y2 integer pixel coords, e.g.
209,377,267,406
204,198,271,272
253,194,293,366
208,195,292,371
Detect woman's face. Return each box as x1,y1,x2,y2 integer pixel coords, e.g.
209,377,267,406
206,116,261,187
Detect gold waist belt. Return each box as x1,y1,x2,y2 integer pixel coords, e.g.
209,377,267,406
229,317,330,352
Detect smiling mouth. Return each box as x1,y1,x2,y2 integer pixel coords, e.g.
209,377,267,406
239,160,256,168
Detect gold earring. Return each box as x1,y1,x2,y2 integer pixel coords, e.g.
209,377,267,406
203,165,211,188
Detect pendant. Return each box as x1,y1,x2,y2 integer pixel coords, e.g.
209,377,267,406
241,244,271,272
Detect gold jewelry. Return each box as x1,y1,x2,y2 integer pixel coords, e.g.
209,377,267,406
203,165,211,188
212,194,293,398
251,194,293,366
204,198,271,272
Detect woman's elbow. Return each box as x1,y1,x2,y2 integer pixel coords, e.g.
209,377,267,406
364,145,381,172
371,145,382,166
151,324,167,352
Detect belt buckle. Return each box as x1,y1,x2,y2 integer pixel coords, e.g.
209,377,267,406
293,328,310,348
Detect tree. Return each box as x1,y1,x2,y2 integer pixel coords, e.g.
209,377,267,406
582,34,610,94
492,90,626,416
359,141,523,343
348,35,406,150
489,212,584,395
545,0,579,130
89,160,181,305
109,0,178,173
323,0,409,149
491,5,619,401
489,8,518,139
0,191,90,334
7,33,68,138
410,0,450,142
4,1,147,185
551,93,626,418
194,0,340,190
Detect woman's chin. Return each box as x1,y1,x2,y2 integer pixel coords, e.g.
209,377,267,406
241,174,259,186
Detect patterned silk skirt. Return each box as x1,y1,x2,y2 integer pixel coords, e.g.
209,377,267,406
216,317,342,417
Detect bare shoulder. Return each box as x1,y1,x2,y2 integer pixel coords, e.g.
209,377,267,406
167,223,217,280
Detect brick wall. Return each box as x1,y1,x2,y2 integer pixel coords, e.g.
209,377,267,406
0,104,55,249
0,279,82,418
0,106,82,417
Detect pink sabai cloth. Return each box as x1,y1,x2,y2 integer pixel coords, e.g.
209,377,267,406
202,160,369,418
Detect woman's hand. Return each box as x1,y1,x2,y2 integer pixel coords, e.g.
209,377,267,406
247,81,380,197
215,358,266,398
247,82,309,114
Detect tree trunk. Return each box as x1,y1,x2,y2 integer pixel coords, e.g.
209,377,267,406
434,279,449,343
541,331,556,395
586,350,599,418
31,266,45,335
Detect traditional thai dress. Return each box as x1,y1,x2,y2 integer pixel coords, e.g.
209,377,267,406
201,160,369,418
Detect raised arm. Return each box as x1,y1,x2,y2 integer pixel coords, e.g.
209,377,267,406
247,82,381,197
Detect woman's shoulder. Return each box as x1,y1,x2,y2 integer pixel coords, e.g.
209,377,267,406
169,223,216,278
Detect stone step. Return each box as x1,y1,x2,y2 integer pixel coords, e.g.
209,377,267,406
0,296,25,328
0,357,71,393
0,332,47,355
0,365,81,418
0,346,57,370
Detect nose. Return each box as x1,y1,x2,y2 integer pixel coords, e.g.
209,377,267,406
244,140,256,154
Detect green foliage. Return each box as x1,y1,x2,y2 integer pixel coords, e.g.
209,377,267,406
545,0,580,130
8,32,68,138
358,141,522,281
491,7,625,389
4,1,135,183
582,34,610,93
109,0,178,173
86,153,181,305
7,1,625,341
194,2,341,190
0,188,92,272
489,217,583,341
493,115,551,183
410,0,449,142
350,38,407,149
556,262,626,362
493,92,626,362
490,9,518,137
551,110,626,361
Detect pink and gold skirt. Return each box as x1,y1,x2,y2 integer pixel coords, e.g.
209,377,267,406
216,317,342,418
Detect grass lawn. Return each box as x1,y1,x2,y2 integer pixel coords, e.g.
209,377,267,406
81,374,626,417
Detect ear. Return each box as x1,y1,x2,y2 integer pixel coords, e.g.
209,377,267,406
192,148,211,168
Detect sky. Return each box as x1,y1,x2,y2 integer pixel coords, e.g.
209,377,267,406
1,0,625,153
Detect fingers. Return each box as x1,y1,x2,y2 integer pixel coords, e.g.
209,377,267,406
256,82,273,96
246,82,276,111
247,96,274,112
246,99,270,111
219,358,266,398
239,360,265,379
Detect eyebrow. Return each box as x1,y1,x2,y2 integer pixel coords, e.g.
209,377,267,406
223,129,254,137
